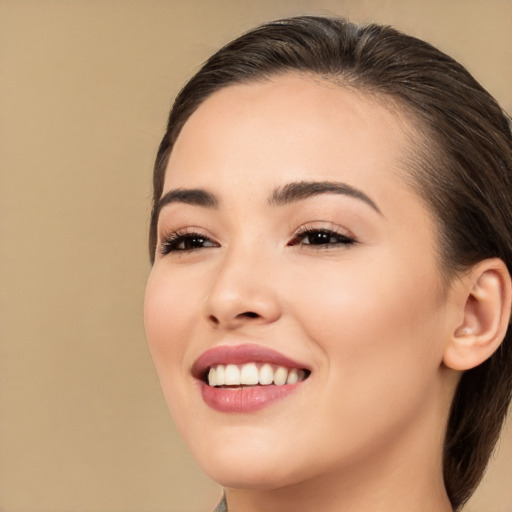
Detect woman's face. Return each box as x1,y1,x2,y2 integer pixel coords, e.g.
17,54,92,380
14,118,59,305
144,75,457,489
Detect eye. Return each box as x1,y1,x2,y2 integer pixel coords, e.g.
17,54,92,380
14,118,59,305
159,230,220,255
288,227,356,248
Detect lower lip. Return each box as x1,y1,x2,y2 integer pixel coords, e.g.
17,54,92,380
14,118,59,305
200,381,303,413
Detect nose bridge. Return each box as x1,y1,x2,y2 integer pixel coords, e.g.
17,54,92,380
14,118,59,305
203,239,280,328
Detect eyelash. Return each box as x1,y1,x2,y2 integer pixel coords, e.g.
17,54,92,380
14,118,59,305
287,227,356,248
159,229,220,255
159,227,356,255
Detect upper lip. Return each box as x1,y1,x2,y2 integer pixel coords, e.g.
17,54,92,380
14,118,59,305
192,344,310,380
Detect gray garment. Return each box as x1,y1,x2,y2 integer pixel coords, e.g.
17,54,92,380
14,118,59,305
213,493,227,512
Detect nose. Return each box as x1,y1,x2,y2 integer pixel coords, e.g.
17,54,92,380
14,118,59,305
202,247,281,330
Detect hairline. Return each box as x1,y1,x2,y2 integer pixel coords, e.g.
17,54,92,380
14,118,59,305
152,71,456,287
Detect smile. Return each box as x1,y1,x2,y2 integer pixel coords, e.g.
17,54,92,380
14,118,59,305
193,344,311,413
208,363,307,387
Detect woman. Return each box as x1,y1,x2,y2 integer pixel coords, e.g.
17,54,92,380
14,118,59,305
144,16,512,512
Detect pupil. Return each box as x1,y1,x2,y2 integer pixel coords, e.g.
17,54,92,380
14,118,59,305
186,236,204,249
309,232,329,244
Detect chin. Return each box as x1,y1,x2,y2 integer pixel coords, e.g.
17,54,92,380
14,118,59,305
201,460,303,491
187,435,308,490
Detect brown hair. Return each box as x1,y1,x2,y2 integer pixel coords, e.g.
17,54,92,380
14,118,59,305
149,16,512,510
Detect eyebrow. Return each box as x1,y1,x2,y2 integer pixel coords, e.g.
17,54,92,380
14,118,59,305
156,180,381,217
269,181,382,214
156,188,218,215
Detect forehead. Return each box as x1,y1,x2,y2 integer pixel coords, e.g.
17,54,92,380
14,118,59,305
164,74,417,199
161,73,441,274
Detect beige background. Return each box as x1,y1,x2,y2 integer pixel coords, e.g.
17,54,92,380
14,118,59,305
0,1,511,511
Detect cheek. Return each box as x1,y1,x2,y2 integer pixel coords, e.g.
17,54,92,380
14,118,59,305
288,254,446,384
144,268,205,434
283,258,448,455
144,268,198,380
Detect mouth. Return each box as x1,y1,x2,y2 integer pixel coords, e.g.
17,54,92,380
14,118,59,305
206,363,309,387
192,344,311,412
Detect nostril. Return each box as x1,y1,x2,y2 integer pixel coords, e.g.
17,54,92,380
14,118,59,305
208,315,220,325
206,310,265,328
239,311,259,319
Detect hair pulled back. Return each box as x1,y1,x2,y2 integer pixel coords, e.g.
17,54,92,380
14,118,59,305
149,16,512,510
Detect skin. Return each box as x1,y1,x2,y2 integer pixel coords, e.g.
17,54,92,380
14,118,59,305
144,74,460,512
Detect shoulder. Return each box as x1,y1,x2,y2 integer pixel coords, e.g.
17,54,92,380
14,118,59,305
213,493,227,512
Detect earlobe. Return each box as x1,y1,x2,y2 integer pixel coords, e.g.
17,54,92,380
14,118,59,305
443,258,512,371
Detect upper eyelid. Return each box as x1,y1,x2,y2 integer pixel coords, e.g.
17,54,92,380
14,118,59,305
159,224,354,238
295,225,347,234
291,227,356,243
292,221,356,238
158,230,220,256
158,229,354,257
158,228,218,250
157,221,357,247
159,226,215,241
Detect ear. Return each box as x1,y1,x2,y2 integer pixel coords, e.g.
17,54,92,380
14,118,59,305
443,258,512,371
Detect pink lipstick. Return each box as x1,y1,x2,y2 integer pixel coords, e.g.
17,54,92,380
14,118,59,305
192,344,310,413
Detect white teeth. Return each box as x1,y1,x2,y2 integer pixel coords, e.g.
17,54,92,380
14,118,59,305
286,369,305,384
224,364,240,385
259,363,274,385
208,367,217,387
215,364,225,386
240,362,259,385
273,366,288,386
206,362,307,387
286,368,299,384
